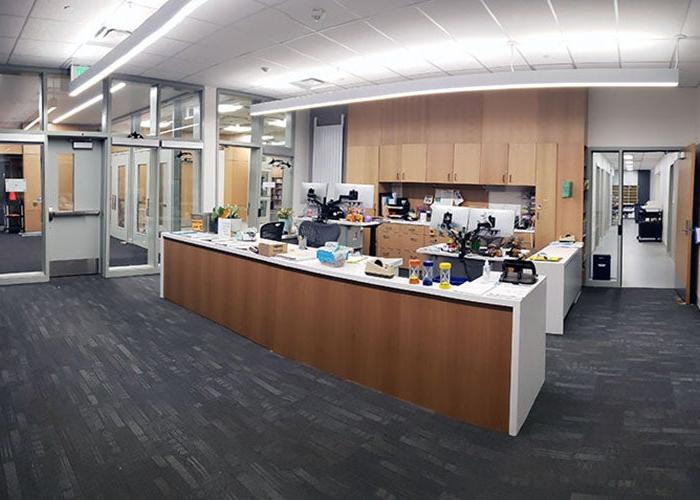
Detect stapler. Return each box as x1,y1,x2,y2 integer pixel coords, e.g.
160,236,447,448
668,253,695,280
499,260,538,285
365,258,402,278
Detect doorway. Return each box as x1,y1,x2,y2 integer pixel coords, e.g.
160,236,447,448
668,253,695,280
587,148,681,288
45,137,103,277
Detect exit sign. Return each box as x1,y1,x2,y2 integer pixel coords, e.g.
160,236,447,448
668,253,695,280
70,65,89,81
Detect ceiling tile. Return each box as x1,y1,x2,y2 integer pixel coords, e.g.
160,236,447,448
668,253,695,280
172,43,233,66
0,36,15,53
0,0,33,17
532,62,575,70
277,0,358,30
8,53,69,67
186,55,273,88
253,45,319,70
324,21,399,54
679,38,700,63
367,7,452,47
618,0,690,37
619,38,676,63
32,0,121,22
418,0,505,40
286,34,357,63
165,17,222,43
416,42,483,72
483,0,559,39
188,0,265,26
143,37,190,57
71,44,113,64
550,0,617,35
125,51,167,68
567,37,619,64
516,39,571,66
335,0,424,18
22,18,85,44
13,38,78,60
0,15,25,38
682,0,700,36
152,57,213,77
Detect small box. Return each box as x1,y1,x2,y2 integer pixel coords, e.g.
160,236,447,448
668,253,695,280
191,213,204,232
592,254,611,280
259,241,288,257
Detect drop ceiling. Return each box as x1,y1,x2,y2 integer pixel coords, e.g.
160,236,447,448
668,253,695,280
2,0,700,99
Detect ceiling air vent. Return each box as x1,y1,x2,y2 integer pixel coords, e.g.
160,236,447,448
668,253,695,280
92,26,133,47
290,78,330,90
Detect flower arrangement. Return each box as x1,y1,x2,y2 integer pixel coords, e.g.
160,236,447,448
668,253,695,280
278,207,293,219
211,204,240,221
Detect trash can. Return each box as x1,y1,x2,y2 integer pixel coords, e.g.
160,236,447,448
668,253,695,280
592,254,611,280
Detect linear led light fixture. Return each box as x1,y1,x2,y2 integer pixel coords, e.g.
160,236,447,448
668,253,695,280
250,68,678,116
69,0,211,97
53,82,126,124
23,107,56,130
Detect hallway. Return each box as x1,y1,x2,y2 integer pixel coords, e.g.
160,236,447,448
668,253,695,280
622,219,676,288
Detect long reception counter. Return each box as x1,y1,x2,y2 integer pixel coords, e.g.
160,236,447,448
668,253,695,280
160,232,546,436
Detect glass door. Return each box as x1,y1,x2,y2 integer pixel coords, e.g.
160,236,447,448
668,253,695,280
588,151,623,286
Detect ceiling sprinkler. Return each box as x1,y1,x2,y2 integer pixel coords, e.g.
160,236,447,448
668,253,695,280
311,7,326,22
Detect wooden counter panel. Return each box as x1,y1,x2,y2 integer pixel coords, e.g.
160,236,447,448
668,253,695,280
163,238,513,433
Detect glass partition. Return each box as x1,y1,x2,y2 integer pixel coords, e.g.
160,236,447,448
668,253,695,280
263,113,290,146
57,153,75,211
160,86,201,140
589,152,621,285
47,74,105,132
0,142,43,275
218,93,253,143
222,146,251,222
111,80,155,136
0,72,42,131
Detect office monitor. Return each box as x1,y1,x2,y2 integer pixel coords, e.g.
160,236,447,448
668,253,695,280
430,205,470,232
467,208,515,236
328,183,375,208
302,182,328,200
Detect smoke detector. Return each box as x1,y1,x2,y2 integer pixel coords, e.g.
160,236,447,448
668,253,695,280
311,7,326,22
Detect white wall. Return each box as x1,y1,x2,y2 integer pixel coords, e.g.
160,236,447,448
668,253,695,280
650,153,679,249
292,110,311,215
201,85,217,212
587,88,700,148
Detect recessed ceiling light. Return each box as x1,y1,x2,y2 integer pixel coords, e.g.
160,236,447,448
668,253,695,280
218,104,243,113
624,153,634,160
267,118,286,128
262,135,274,140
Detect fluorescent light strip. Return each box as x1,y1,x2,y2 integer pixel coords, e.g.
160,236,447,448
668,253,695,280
161,124,194,135
23,107,56,130
250,68,678,116
69,0,211,96
53,82,126,124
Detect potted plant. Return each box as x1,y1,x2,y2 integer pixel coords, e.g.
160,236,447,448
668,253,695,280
278,207,293,233
211,204,242,236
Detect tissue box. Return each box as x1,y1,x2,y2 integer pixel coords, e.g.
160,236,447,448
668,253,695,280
259,241,287,257
316,243,351,267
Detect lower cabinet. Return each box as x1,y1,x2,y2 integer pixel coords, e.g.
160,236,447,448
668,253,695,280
376,223,449,268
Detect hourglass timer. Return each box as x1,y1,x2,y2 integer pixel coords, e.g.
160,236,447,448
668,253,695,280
439,262,452,289
422,260,434,286
408,259,421,284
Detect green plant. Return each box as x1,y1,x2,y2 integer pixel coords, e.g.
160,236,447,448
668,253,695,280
211,204,240,220
278,207,293,219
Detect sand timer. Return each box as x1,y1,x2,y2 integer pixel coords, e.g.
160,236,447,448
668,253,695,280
439,262,452,289
422,260,434,286
408,259,421,284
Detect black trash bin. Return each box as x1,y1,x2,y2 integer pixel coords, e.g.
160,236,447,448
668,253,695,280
592,254,611,280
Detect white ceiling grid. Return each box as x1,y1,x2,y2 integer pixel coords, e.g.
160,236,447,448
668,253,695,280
1,0,699,97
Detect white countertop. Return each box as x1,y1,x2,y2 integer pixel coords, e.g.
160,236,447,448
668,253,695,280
529,242,583,264
416,243,529,261
296,217,382,228
163,232,545,308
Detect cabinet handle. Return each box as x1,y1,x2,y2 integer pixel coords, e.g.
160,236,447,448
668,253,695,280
396,172,399,180
502,173,506,183
402,172,405,180
453,173,457,182
509,174,512,183
447,172,451,181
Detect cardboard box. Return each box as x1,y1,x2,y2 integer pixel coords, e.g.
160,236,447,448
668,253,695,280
258,241,287,257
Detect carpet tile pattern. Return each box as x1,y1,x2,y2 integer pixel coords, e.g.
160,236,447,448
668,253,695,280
0,277,699,499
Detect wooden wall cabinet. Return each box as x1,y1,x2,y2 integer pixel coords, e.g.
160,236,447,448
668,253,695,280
400,144,427,182
534,143,558,250
379,144,401,182
480,143,509,185
453,143,481,184
426,143,454,183
346,145,379,186
507,143,537,186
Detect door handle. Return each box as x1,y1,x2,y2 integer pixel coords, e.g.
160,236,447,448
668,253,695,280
48,207,55,222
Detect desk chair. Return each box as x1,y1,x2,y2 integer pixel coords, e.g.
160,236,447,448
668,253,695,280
298,221,340,247
260,221,285,241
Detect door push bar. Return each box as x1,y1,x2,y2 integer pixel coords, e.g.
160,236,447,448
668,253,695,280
48,207,101,222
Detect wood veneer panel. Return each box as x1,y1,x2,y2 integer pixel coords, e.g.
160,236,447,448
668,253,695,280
453,143,481,184
535,143,558,250
163,239,513,432
673,144,696,303
347,102,382,146
346,145,379,186
425,93,482,143
537,89,587,144
507,143,537,186
480,143,509,185
482,90,538,144
426,143,454,183
555,143,584,240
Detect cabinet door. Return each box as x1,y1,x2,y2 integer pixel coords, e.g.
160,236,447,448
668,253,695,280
534,143,557,250
346,145,379,185
425,143,454,183
400,143,427,182
379,144,401,182
479,143,508,185
453,143,481,184
507,143,537,186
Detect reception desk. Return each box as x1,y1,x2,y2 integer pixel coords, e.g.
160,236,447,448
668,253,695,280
160,233,546,436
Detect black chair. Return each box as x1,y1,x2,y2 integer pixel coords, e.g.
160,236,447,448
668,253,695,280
259,221,285,241
298,221,341,247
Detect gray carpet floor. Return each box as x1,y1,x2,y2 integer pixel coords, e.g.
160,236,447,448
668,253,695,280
0,276,699,499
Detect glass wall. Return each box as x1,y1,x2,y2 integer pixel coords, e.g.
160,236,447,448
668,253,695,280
0,143,43,274
263,113,291,146
160,85,201,140
47,74,104,132
0,72,42,131
111,80,155,137
218,94,253,143
158,148,201,236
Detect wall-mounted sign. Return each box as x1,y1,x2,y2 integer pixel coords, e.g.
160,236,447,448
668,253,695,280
70,64,89,81
262,181,276,190
72,141,93,150
5,178,26,193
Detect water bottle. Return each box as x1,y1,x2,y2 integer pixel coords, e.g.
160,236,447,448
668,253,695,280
482,259,491,282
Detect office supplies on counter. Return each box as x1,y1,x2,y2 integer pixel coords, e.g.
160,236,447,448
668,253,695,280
364,258,402,278
439,262,452,289
258,241,288,257
277,249,316,261
316,242,351,267
558,233,576,243
499,260,538,285
237,228,257,242
422,260,434,286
